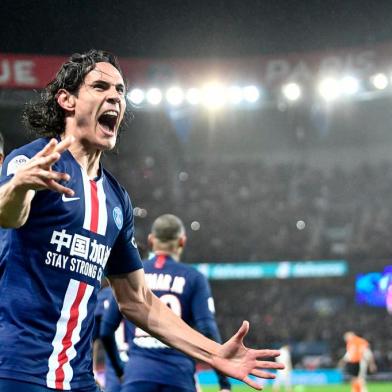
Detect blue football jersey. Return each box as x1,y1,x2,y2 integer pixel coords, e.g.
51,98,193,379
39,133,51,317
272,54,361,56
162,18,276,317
101,253,216,390
0,138,142,390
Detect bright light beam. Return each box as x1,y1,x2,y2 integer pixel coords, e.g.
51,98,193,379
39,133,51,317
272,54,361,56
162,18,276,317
341,76,359,95
282,82,301,101
202,83,226,109
243,85,260,103
166,87,184,106
371,73,388,90
146,88,162,105
186,88,202,105
127,88,145,105
227,86,244,104
318,78,340,101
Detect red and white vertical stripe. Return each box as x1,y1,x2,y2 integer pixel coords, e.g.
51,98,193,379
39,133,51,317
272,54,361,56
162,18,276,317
81,168,108,235
46,279,94,390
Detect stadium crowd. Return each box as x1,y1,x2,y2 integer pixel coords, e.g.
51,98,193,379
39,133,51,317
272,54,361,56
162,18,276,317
104,153,392,372
112,157,392,263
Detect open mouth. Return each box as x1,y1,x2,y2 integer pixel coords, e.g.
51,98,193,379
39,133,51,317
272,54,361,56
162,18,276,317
98,110,119,135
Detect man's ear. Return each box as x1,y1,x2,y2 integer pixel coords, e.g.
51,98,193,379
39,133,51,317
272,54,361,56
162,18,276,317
0,153,3,165
56,89,76,112
178,235,187,249
147,233,154,249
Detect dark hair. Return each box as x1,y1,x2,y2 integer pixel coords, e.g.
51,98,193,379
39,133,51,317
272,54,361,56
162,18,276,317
0,132,4,154
23,49,127,137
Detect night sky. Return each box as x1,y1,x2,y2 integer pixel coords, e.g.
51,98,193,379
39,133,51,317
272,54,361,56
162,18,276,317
1,0,392,58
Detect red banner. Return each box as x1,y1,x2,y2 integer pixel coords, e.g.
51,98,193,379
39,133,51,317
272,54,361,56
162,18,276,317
1,42,392,89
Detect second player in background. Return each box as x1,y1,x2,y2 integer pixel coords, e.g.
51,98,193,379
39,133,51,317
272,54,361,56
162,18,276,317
100,214,232,392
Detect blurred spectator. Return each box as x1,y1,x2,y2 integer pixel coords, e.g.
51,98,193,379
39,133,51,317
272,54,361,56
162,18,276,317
0,132,4,174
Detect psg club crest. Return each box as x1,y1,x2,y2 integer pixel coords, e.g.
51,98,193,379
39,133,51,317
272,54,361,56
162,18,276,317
113,207,123,230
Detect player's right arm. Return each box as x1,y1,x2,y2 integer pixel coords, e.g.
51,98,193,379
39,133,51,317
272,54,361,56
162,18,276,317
0,137,74,228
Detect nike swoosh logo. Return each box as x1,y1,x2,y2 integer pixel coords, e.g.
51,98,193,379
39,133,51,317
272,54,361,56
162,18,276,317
62,194,80,202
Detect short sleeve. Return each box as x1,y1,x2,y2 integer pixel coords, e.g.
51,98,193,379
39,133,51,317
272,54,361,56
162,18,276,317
0,149,32,187
105,192,143,275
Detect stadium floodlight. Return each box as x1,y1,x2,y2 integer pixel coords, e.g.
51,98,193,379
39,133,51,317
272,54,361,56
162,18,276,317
139,208,148,218
341,76,359,95
133,207,148,218
282,82,301,101
178,171,189,181
185,88,202,105
243,85,260,103
166,87,184,106
202,83,226,109
318,77,340,101
127,88,145,105
296,220,306,230
146,88,163,105
227,86,244,104
371,73,388,90
190,221,201,231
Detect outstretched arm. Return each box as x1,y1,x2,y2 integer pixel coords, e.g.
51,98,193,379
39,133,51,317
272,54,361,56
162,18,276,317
108,269,283,390
0,137,74,228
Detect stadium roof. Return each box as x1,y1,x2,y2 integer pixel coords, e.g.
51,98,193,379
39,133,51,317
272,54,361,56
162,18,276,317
1,0,392,58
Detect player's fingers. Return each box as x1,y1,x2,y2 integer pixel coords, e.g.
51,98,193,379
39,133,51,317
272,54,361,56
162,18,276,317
242,376,263,390
37,169,71,183
46,179,75,196
54,135,75,154
34,152,61,168
255,360,284,369
254,349,281,359
251,368,276,379
34,138,58,158
233,320,249,343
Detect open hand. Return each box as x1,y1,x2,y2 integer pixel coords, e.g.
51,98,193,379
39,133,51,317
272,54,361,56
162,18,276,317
211,321,284,390
12,136,75,196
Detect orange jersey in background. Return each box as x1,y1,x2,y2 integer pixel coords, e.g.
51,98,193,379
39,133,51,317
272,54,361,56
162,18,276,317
346,335,369,363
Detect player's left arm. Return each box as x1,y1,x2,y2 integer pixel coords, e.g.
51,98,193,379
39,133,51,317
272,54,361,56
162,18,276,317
100,296,126,378
108,269,283,391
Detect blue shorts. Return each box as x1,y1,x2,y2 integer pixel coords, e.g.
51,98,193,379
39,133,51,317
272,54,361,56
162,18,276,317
0,378,102,392
121,381,195,392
